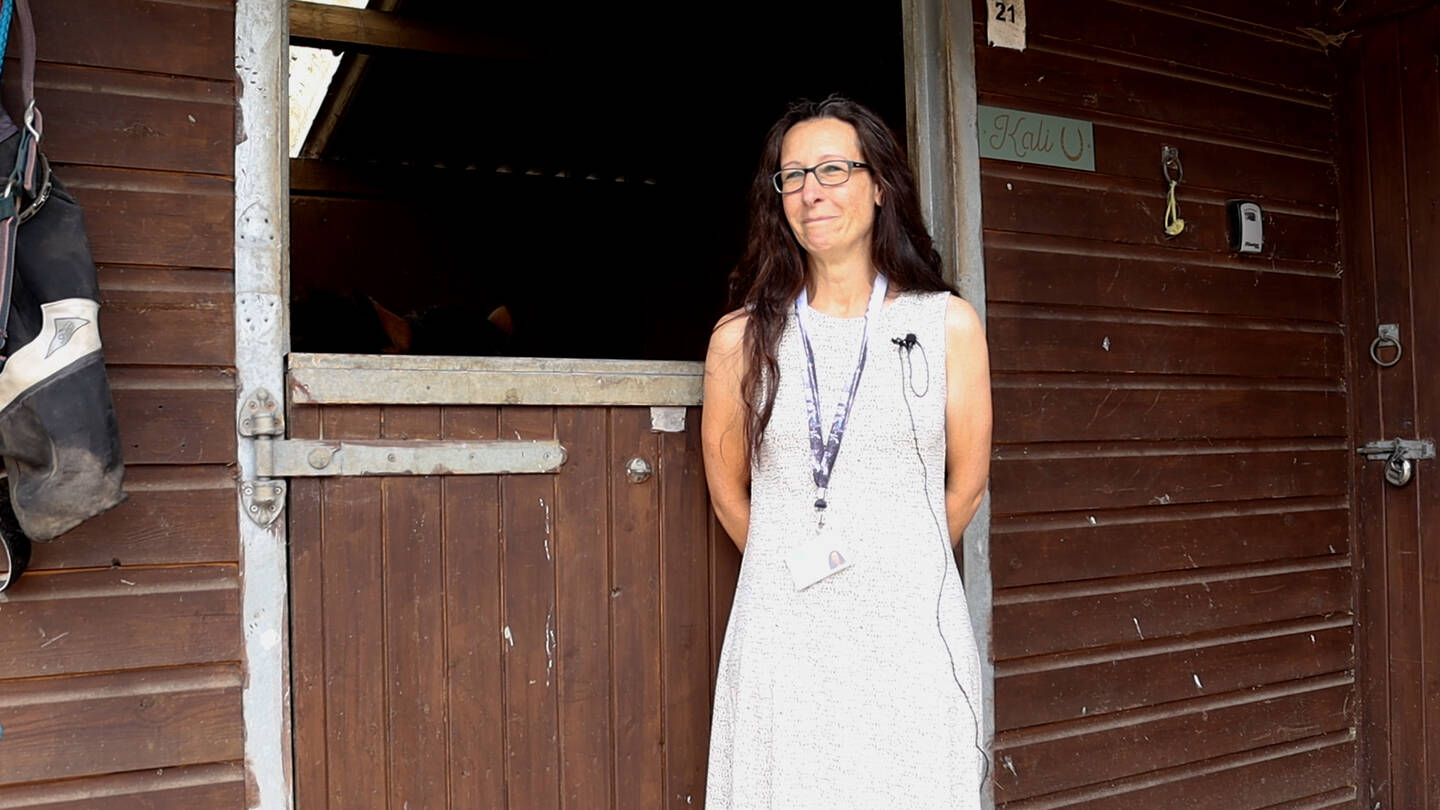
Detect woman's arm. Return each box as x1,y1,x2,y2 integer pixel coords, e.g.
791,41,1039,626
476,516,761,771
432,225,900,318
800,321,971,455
943,296,993,545
702,310,753,552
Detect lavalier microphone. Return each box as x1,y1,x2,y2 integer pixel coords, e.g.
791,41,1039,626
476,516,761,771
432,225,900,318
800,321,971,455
890,332,918,350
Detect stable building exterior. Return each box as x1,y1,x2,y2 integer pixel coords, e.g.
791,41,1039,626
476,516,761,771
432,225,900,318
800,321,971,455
0,1,1436,808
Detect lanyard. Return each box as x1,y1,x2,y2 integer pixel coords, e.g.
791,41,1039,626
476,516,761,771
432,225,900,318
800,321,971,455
794,274,888,528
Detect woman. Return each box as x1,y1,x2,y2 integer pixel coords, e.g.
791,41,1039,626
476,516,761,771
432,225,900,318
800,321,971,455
701,97,992,808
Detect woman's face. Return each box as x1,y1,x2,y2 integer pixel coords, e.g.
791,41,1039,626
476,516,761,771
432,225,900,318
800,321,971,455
779,118,881,264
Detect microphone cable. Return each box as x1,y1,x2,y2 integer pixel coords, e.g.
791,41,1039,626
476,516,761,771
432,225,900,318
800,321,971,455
894,332,991,790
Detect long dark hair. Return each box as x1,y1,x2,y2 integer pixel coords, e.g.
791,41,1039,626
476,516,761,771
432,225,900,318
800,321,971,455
727,96,956,461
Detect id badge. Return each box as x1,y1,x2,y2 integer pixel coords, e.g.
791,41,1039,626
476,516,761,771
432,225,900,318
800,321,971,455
787,536,854,591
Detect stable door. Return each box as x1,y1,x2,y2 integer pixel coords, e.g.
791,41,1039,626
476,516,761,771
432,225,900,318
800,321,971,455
281,354,740,810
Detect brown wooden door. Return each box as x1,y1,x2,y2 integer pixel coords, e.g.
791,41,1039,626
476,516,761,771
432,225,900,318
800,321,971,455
1340,7,1440,806
285,370,740,808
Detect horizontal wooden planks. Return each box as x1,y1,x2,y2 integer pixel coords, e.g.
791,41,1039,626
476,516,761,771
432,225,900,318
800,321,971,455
976,0,1352,804
0,664,242,786
974,41,1333,155
969,0,1332,101
29,465,236,569
0,566,239,679
984,236,1342,322
37,62,233,176
0,1,244,808
109,367,236,465
992,380,1344,443
981,168,1337,265
988,308,1343,379
992,444,1346,516
100,270,234,367
1002,734,1354,809
0,762,245,810
994,676,1352,801
1141,0,1328,36
993,502,1347,588
997,623,1353,730
34,0,234,80
993,563,1350,659
977,111,1338,207
61,167,233,269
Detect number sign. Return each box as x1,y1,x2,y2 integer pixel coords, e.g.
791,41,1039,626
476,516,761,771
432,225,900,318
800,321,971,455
987,0,1026,50
977,105,1095,172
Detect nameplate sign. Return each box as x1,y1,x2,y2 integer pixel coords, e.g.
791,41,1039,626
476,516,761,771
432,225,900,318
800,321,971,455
977,105,1095,172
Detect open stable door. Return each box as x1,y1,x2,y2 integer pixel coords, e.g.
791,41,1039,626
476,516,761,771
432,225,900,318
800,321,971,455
278,354,741,809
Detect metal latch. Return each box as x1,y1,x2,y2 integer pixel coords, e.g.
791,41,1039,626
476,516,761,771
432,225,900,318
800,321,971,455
1357,438,1435,488
237,387,568,527
1356,438,1436,461
259,439,565,477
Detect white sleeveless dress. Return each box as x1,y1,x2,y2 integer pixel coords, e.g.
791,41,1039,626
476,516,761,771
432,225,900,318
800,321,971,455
707,291,984,809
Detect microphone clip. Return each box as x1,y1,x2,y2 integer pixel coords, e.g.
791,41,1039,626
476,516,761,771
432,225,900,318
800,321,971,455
891,333,918,351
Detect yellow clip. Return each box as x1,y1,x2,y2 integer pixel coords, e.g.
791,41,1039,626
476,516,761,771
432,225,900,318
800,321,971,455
1164,179,1185,237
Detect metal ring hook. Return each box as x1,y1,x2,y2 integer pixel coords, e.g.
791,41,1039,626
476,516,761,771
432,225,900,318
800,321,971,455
1162,146,1183,185
1370,323,1403,368
1370,336,1402,367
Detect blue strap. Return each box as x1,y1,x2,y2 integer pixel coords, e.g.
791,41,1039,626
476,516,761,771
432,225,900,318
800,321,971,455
0,0,14,86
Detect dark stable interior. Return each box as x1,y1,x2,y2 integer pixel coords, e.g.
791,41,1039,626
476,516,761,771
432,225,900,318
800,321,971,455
289,1,905,361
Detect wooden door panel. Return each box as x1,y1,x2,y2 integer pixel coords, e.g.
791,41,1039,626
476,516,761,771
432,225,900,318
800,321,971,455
500,407,562,810
1341,8,1440,805
289,404,738,810
440,406,507,809
661,421,718,807
554,408,614,808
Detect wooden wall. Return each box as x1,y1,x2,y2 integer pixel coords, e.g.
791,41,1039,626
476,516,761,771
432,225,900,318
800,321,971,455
1339,6,1440,808
972,2,1357,806
0,1,244,806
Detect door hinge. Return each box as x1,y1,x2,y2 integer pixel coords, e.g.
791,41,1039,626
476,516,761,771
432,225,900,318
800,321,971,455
239,387,287,528
1356,438,1436,461
240,479,286,528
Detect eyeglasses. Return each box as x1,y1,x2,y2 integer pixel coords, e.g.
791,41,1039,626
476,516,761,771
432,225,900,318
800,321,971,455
771,159,870,194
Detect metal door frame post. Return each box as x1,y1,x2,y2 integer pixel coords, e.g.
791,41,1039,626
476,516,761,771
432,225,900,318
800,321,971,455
903,0,994,805
235,1,292,808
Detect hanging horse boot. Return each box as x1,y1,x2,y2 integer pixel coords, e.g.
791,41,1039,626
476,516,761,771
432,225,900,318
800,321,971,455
0,0,125,590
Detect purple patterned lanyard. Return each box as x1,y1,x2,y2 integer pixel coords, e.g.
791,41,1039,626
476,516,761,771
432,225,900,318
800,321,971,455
794,274,888,530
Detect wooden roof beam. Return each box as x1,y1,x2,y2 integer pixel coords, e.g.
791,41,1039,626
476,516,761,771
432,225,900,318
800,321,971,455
288,1,530,59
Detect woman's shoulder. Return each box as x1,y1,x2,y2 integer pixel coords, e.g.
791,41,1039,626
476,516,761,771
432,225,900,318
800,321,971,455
942,295,986,360
706,308,749,363
943,294,982,335
891,288,954,321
